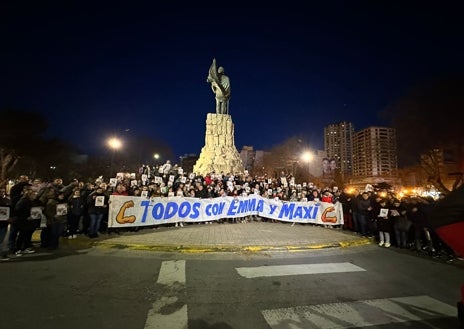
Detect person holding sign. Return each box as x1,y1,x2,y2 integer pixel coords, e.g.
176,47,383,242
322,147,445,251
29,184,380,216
13,185,39,256
44,190,68,250
86,186,108,238
373,199,392,247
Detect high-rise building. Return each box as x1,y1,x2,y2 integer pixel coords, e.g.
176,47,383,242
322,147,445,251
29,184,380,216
352,126,398,177
324,121,354,176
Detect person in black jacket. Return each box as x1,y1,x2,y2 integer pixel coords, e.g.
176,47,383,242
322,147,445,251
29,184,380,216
0,188,11,261
7,175,29,252
68,189,84,239
390,199,410,248
356,192,373,237
87,186,108,238
14,185,40,256
44,189,68,249
429,184,464,258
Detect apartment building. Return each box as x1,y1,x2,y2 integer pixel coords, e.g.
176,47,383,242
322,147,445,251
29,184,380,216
324,121,354,176
352,126,398,177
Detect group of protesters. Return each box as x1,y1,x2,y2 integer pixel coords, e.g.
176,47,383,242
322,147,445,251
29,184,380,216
0,161,459,262
338,188,461,261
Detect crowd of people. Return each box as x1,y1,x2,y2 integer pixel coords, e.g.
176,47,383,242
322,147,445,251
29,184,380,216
0,161,460,262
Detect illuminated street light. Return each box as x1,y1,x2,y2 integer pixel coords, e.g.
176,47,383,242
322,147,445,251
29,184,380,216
107,137,123,178
301,151,313,175
107,137,122,150
301,151,313,163
153,153,160,160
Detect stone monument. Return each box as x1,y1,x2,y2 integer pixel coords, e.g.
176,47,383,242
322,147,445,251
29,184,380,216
193,59,244,175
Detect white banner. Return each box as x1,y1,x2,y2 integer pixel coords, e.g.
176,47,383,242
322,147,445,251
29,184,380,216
108,195,344,228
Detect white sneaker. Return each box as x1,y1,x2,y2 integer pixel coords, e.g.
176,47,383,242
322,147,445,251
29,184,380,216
378,241,384,247
175,223,179,227
68,235,74,239
23,248,36,254
72,234,78,239
384,242,391,248
15,250,23,257
180,222,184,227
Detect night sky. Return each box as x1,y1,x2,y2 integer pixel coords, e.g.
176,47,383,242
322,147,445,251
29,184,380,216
2,1,462,161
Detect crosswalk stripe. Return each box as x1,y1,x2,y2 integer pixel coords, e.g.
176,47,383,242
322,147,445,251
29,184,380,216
236,262,365,278
262,295,456,328
145,260,187,329
157,260,186,285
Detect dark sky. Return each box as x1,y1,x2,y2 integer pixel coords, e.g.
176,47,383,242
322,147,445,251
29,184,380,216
1,1,462,161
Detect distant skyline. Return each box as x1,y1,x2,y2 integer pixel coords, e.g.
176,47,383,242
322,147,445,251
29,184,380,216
2,2,462,161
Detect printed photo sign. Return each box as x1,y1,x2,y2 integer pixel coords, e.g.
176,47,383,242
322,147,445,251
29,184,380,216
95,196,105,207
0,206,10,221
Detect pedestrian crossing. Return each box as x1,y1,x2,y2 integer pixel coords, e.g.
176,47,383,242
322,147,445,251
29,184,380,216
145,260,456,328
145,260,188,329
236,262,365,278
262,295,456,328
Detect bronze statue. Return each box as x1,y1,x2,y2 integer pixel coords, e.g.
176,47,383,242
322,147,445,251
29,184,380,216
207,58,231,114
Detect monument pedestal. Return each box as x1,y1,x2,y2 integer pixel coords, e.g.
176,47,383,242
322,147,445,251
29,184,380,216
193,113,244,175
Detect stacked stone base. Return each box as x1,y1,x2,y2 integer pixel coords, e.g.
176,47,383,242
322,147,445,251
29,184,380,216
193,113,244,175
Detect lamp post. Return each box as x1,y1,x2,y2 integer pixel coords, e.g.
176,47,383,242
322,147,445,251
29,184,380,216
107,137,122,178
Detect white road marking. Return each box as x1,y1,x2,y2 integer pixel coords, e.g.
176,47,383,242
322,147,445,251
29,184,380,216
262,295,456,329
157,260,186,285
236,262,365,278
144,260,187,329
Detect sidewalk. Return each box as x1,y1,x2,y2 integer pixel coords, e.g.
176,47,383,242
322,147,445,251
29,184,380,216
41,221,372,253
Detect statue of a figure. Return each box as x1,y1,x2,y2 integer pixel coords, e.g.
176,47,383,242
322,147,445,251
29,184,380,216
207,58,231,114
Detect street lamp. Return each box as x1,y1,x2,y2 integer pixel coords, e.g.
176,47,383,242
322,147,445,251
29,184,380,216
107,137,123,178
301,151,314,175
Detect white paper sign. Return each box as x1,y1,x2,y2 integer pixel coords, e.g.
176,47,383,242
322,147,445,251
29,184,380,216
390,209,400,217
281,177,287,187
379,208,389,218
95,196,105,207
109,178,117,187
0,206,10,221
56,203,68,216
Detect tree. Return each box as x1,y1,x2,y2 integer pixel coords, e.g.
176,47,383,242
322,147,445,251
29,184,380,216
260,136,323,184
0,110,80,185
384,76,464,194
0,109,48,185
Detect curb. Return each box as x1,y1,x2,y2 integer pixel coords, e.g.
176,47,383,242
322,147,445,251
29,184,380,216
33,231,372,254
58,237,372,253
